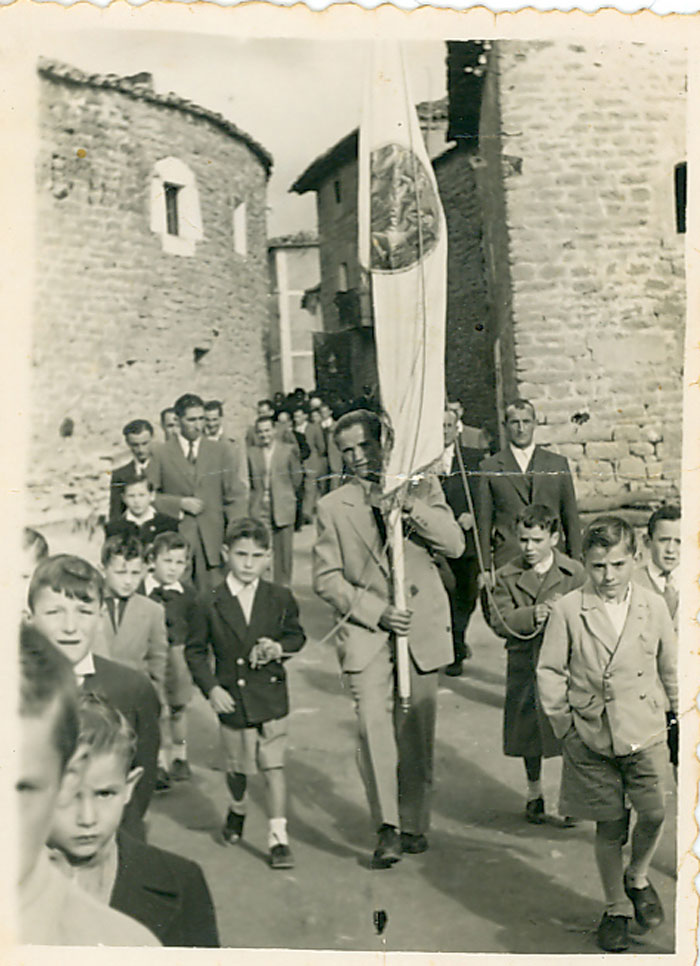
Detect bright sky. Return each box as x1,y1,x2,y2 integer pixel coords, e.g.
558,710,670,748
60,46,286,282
38,32,447,236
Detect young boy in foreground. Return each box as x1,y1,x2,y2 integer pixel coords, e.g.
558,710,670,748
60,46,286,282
186,517,306,869
484,504,585,823
18,624,158,945
48,693,219,947
537,515,677,953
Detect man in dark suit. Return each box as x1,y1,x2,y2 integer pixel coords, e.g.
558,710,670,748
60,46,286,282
478,399,581,573
437,409,484,676
149,392,248,592
108,419,159,521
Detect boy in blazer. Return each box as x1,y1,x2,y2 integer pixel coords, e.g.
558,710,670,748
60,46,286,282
105,475,178,551
483,504,585,823
313,409,465,868
537,516,677,953
49,694,219,947
478,399,581,571
149,392,249,592
27,555,162,839
186,517,306,869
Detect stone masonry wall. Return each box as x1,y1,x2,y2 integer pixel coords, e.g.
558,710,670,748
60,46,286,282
32,64,272,521
487,40,686,510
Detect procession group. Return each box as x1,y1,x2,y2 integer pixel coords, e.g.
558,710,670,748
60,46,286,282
18,387,680,953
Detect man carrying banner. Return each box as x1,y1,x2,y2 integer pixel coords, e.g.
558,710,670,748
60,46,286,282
313,409,464,867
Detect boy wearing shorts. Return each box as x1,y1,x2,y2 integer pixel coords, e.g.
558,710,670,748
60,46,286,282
538,515,677,952
186,517,306,868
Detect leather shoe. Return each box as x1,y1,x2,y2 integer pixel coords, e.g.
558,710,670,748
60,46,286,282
525,797,545,824
444,661,463,677
400,832,428,854
155,766,171,792
222,809,245,845
370,824,402,869
269,843,295,870
624,875,664,930
597,913,630,952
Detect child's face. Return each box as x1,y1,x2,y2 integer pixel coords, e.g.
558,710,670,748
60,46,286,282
152,548,188,586
49,752,141,864
648,519,680,574
585,540,635,601
104,555,144,599
18,708,70,885
30,587,101,666
226,537,270,584
517,523,559,567
122,482,153,517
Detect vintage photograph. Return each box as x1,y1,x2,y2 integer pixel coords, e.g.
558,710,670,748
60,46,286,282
11,17,691,958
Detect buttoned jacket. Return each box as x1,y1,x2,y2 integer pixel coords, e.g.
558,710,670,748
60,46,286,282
537,581,678,756
94,593,169,700
313,475,465,674
248,442,303,528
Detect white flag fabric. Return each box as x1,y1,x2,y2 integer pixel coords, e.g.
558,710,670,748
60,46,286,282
358,41,447,496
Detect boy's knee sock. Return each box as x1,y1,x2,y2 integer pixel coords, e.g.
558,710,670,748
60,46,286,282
524,757,542,798
268,817,288,849
595,816,632,916
172,740,187,761
226,771,248,814
627,812,665,887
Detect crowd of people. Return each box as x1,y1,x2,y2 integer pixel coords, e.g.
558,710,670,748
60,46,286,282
17,387,680,953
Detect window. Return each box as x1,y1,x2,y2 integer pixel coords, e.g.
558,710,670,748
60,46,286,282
164,183,181,236
233,201,247,257
150,157,203,257
333,179,342,204
674,162,687,234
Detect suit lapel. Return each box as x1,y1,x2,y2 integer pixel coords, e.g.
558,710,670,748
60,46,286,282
611,584,650,665
343,482,390,577
246,581,270,647
530,447,549,503
500,449,531,506
166,435,197,489
112,832,180,938
580,586,619,655
214,583,249,650
514,567,543,601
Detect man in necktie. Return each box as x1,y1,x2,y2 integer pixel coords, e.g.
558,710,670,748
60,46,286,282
634,505,680,634
313,409,464,868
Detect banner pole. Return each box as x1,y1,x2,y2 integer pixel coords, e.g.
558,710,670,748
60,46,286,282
388,502,411,713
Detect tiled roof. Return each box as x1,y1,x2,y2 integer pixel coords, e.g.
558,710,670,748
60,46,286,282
38,58,273,176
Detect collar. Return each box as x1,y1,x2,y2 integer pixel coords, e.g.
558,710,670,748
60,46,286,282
648,559,676,588
210,428,223,441
596,582,632,608
73,651,95,679
177,434,201,459
124,506,156,525
144,573,184,595
297,421,308,434
532,552,555,576
321,418,333,430
226,572,260,599
509,442,536,468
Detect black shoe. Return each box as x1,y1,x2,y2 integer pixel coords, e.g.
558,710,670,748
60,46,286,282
400,832,428,854
525,797,545,824
624,875,664,931
444,661,463,677
370,824,402,869
596,913,631,952
155,766,171,792
222,809,245,845
170,759,192,782
269,843,295,869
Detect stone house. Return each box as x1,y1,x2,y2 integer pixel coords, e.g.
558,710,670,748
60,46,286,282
292,40,686,510
31,59,273,520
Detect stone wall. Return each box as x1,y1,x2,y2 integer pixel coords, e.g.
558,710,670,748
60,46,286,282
31,61,272,521
481,40,686,509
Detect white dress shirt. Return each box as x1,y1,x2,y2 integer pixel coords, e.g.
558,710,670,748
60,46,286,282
124,506,156,525
510,442,536,473
601,583,632,640
226,572,259,624
532,552,554,577
73,651,96,688
647,560,677,594
439,443,455,477
143,573,184,596
178,434,201,462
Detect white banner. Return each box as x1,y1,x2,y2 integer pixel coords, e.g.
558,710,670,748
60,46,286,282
358,41,447,496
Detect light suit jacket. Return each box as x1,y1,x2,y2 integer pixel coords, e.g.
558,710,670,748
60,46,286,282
150,436,248,567
248,442,303,528
634,562,679,635
313,475,465,673
94,593,169,700
537,581,677,757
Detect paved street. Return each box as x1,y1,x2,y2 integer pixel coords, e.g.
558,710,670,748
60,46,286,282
134,526,677,955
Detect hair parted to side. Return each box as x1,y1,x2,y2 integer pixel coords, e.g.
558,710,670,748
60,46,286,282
516,504,559,534
174,393,205,417
583,515,636,557
122,419,153,438
20,624,79,771
75,692,137,773
504,398,536,419
647,504,681,539
149,531,190,560
333,408,383,445
204,399,223,414
28,555,104,611
122,473,154,493
101,534,145,568
224,516,271,550
23,527,49,560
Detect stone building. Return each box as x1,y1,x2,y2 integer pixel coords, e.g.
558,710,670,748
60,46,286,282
267,232,321,393
31,59,273,520
292,40,686,510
